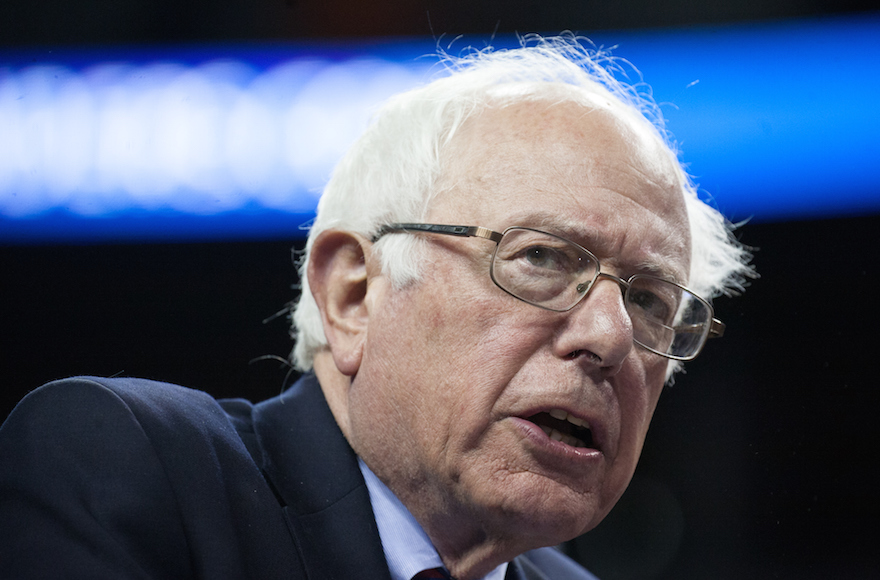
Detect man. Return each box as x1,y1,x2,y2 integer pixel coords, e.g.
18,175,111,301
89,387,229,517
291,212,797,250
0,37,752,579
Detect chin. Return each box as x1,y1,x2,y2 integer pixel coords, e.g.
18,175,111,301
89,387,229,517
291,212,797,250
489,488,606,547
511,513,596,551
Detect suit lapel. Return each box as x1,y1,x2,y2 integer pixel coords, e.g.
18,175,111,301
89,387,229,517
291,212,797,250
251,374,392,580
508,555,550,580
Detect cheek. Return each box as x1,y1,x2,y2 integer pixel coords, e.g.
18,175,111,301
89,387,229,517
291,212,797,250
347,282,503,452
611,355,666,471
408,273,547,380
371,284,549,451
601,355,666,523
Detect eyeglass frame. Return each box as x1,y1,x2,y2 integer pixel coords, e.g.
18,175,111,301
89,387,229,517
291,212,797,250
372,222,725,361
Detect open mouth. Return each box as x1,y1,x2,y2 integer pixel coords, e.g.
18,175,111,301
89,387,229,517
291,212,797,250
526,409,594,449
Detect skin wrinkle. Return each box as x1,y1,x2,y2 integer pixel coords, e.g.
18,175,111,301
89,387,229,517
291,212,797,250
312,99,691,580
601,199,689,284
495,202,687,285
448,101,689,285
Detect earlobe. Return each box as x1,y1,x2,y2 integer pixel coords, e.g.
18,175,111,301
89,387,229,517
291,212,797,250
307,230,374,376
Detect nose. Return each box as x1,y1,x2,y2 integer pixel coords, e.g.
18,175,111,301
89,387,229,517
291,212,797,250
555,274,634,371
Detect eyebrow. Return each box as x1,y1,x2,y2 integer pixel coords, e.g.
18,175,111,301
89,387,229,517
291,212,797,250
631,259,686,284
501,211,687,284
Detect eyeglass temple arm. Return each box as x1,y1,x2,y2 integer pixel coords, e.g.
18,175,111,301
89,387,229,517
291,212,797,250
709,318,725,338
673,318,725,339
374,223,503,243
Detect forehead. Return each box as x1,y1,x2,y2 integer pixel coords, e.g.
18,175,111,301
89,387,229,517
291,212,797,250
430,98,691,280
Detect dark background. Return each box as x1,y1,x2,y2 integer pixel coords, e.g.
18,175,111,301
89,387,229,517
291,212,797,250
2,1,878,578
0,0,876,45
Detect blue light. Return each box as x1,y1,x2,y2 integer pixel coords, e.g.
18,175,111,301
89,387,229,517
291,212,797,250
606,16,880,224
1,14,878,243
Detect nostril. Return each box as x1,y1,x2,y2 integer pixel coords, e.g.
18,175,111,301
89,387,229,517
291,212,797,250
566,350,602,364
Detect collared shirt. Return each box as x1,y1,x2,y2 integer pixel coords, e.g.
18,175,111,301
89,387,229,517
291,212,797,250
359,459,508,580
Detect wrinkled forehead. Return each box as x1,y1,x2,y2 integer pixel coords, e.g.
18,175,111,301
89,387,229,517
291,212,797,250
435,89,688,221
455,82,676,161
429,91,691,278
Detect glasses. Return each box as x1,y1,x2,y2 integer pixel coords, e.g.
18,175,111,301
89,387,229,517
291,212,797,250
373,223,725,361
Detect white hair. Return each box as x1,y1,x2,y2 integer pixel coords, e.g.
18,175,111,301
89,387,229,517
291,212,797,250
291,34,754,372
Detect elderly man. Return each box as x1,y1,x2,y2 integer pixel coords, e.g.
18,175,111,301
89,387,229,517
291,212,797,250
0,38,751,579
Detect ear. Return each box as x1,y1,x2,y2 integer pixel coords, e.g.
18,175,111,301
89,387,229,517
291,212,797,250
307,230,376,377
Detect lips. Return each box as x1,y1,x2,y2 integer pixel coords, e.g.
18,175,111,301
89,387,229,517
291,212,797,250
526,409,594,449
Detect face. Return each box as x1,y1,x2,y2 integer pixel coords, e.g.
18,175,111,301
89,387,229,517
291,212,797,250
337,100,690,556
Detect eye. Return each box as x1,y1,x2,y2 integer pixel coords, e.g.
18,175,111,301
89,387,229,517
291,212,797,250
628,288,673,322
512,244,589,276
521,245,572,271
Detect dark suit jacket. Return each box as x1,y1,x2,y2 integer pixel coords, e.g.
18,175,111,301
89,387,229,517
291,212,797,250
0,374,598,579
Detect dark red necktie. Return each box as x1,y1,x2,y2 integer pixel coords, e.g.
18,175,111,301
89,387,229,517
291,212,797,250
412,568,452,580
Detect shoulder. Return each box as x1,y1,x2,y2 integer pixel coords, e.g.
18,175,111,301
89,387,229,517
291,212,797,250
3,375,251,445
16,374,233,415
514,546,600,580
1,375,261,487
0,377,223,576
0,375,260,497
0,377,297,578
5,375,223,419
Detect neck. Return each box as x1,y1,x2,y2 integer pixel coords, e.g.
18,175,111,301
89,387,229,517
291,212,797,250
312,351,531,579
391,481,528,580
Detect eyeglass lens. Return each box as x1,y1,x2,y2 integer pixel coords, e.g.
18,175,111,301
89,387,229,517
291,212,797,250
490,228,710,359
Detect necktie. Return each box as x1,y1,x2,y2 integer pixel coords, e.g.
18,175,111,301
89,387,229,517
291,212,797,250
412,568,452,580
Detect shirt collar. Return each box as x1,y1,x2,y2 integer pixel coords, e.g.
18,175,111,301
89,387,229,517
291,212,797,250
358,459,508,580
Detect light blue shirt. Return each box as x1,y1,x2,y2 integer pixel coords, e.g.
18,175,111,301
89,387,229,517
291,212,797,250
359,459,508,580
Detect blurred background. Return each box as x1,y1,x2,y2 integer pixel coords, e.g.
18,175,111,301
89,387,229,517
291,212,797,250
1,1,878,578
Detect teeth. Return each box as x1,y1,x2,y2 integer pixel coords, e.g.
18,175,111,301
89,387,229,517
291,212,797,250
549,428,587,448
569,415,589,428
548,409,591,430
